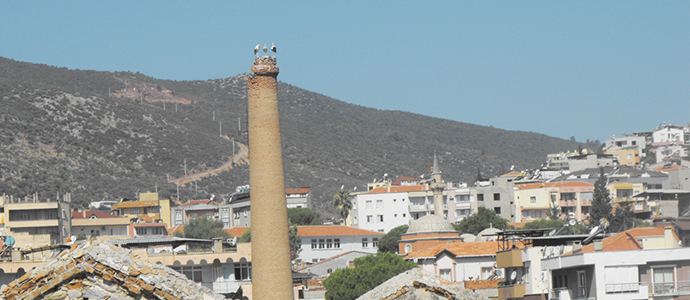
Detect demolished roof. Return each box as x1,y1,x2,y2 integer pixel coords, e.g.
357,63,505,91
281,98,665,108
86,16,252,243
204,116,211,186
0,239,224,300
356,268,488,300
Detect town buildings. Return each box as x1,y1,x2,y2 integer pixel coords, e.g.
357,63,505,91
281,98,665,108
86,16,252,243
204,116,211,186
297,225,383,263
542,227,688,300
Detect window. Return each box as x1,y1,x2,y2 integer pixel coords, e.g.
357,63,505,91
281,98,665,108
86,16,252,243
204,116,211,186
605,266,638,293
175,211,183,221
653,267,675,295
577,270,587,297
130,208,141,215
561,193,576,201
334,238,340,248
477,194,484,201
172,266,204,283
152,206,161,214
311,239,317,249
373,238,378,248
221,208,229,219
530,196,536,203
362,238,368,248
494,193,501,201
376,200,383,208
440,269,451,281
456,209,470,217
550,192,558,202
234,262,252,280
367,215,373,223
494,207,501,215
402,213,406,217
318,239,325,249
377,215,384,222
326,239,333,248
481,267,492,279
366,200,373,209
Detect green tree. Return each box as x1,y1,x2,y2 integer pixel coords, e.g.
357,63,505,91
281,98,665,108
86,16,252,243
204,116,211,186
183,217,230,240
287,207,323,225
289,225,301,259
609,202,634,232
378,225,408,253
589,168,613,228
323,252,417,300
240,227,252,242
453,207,508,235
333,189,353,222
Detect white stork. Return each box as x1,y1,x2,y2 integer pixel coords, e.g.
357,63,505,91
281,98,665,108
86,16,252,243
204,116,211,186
263,44,267,55
271,43,276,54
254,44,260,56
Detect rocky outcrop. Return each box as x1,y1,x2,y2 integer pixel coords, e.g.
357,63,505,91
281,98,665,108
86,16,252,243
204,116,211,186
357,269,489,300
0,239,224,300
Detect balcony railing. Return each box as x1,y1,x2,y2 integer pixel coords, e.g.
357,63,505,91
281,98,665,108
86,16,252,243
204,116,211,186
650,280,690,296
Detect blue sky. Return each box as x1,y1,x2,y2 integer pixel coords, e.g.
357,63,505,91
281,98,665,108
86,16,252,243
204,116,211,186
1,1,688,142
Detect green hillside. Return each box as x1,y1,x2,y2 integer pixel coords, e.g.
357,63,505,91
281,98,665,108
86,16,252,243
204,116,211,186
0,57,584,216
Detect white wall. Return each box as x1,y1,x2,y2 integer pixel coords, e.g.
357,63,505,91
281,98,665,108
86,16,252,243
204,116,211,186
299,234,380,263
353,192,410,233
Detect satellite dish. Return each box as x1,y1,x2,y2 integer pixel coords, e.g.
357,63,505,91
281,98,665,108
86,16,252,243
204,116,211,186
510,270,518,281
568,219,577,226
413,257,418,263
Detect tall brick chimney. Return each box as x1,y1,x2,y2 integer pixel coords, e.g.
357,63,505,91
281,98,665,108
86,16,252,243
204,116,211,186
247,55,293,300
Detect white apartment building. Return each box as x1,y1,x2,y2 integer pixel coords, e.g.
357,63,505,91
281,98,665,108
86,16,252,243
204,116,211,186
351,184,476,233
297,225,383,263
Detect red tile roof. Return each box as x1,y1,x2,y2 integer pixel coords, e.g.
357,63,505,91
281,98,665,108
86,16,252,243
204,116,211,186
168,225,184,235
651,164,687,172
72,210,122,219
297,225,384,237
286,187,310,195
366,185,428,194
224,227,250,238
516,181,593,190
405,241,498,259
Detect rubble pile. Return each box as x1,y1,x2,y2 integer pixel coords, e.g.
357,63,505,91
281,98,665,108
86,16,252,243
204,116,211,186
357,269,489,300
1,239,224,300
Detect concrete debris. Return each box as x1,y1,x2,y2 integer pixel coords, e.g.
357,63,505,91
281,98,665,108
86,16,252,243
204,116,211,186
0,239,225,300
357,269,489,300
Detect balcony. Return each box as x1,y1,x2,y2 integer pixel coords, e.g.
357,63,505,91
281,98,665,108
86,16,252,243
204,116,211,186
7,219,59,228
496,248,523,268
650,280,690,296
497,284,525,299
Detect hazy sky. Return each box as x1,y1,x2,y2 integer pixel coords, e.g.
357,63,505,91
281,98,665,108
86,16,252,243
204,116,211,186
1,1,688,142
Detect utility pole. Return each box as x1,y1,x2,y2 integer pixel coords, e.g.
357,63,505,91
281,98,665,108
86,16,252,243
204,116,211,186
213,110,216,121
176,182,180,201
175,103,178,112
220,121,223,138
238,117,241,132
231,138,235,155
184,159,187,177
163,100,166,110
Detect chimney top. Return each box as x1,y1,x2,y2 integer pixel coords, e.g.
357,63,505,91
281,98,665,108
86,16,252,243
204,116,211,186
251,56,279,75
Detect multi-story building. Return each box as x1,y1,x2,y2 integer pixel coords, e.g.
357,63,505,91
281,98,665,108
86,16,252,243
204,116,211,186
70,210,129,240
652,124,688,163
352,185,421,233
228,185,317,228
567,153,616,172
476,176,515,221
496,229,588,300
605,148,641,167
542,227,688,300
297,225,383,263
285,187,311,209
605,134,648,157
404,241,500,283
170,199,232,228
514,182,594,223
1,193,72,248
110,191,171,228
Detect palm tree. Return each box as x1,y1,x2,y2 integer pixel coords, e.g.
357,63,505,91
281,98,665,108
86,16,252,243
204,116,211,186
333,189,353,222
